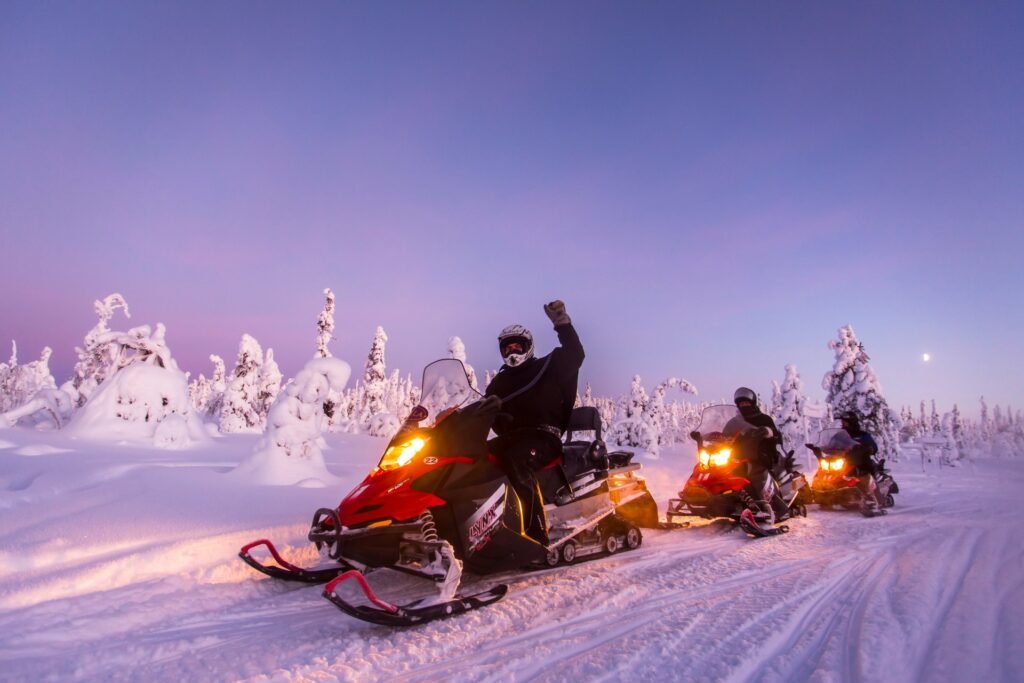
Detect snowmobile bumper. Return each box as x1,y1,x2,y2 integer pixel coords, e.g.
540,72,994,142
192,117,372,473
322,570,509,627
238,538,347,584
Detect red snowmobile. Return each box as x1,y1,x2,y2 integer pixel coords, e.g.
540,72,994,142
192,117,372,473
665,405,809,537
239,359,659,626
806,428,898,516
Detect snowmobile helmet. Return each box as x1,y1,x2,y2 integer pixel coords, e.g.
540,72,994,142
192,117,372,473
733,387,757,408
838,411,861,433
498,324,534,367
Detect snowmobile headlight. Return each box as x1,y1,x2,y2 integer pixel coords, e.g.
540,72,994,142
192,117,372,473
830,457,844,471
710,449,731,467
699,450,710,467
377,437,427,472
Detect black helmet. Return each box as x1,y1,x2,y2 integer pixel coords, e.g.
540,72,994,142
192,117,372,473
838,410,861,432
733,387,757,407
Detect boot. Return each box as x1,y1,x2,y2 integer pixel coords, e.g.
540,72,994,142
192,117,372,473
860,495,880,517
739,490,773,524
770,492,790,522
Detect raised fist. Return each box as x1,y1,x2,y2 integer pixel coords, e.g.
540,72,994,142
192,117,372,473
544,300,571,327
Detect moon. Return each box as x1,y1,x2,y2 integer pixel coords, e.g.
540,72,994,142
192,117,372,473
922,353,931,362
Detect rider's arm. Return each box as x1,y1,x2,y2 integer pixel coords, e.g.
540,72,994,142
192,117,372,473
553,323,585,370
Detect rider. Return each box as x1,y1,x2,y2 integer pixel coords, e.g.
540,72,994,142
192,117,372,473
485,300,585,546
838,410,882,514
733,387,788,523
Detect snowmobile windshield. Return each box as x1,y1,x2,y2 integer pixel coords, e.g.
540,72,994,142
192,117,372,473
695,405,756,446
418,359,481,423
816,428,857,455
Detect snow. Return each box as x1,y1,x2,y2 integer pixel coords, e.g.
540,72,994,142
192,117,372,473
0,426,1021,682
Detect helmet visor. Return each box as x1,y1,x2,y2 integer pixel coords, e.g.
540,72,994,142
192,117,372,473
500,335,532,358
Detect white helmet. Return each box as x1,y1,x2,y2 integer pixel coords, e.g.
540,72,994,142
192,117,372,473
498,324,534,367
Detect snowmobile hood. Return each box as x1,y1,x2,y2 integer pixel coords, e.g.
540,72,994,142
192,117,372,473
339,462,451,527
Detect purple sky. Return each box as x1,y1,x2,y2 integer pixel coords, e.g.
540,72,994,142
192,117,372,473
2,1,1022,416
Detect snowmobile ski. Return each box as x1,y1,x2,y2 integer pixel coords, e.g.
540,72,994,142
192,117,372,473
738,509,789,538
322,570,508,627
238,539,346,584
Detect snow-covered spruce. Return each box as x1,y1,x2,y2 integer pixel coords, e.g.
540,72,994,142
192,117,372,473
316,287,336,359
358,326,398,437
232,357,351,486
218,335,281,433
822,325,901,461
768,364,808,458
448,336,478,391
187,354,226,417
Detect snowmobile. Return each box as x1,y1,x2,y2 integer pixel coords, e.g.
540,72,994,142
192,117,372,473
239,359,659,626
665,405,809,537
806,428,898,517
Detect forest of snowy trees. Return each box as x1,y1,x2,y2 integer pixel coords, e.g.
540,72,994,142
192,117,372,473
2,293,1022,466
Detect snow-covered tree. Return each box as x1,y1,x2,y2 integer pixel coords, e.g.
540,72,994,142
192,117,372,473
822,325,901,460
359,326,393,436
0,343,71,430
609,375,658,456
645,377,699,450
188,354,228,417
70,293,132,406
939,411,959,465
316,288,335,359
770,364,808,457
980,396,992,444
60,313,207,447
930,399,941,436
899,405,919,442
219,334,267,433
234,357,351,485
258,348,283,418
768,380,784,421
447,336,478,391
950,403,965,452
0,342,58,415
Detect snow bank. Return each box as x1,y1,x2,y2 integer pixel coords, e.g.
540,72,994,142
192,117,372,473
65,364,208,448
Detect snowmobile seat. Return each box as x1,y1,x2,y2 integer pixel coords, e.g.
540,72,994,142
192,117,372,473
536,408,616,505
562,407,635,470
562,407,611,479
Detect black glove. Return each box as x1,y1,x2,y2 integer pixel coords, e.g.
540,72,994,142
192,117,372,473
544,300,571,327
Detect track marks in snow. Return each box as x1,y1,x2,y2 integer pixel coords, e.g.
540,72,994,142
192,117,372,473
1,460,1021,683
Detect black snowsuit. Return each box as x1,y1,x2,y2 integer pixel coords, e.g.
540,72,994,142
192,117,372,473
736,405,787,517
847,429,880,501
485,323,585,544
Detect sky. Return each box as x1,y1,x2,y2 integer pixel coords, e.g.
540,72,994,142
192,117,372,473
1,1,1022,416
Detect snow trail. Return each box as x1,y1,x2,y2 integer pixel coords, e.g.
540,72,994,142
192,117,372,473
0,432,1021,682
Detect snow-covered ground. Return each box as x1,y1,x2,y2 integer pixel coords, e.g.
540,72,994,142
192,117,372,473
0,430,1021,683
